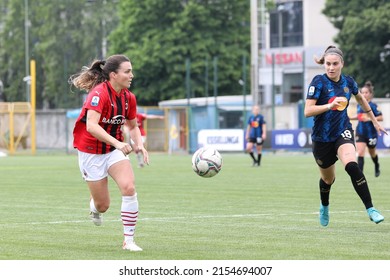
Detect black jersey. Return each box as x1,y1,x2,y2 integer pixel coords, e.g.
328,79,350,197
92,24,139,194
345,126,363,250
306,74,358,142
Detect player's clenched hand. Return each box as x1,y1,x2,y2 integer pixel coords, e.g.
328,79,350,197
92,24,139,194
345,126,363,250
115,142,133,155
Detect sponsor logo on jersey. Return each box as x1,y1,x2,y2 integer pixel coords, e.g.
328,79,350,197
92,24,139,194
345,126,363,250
308,86,315,96
91,96,100,106
102,115,126,125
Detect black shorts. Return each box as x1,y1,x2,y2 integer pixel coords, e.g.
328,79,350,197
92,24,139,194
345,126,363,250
356,134,377,148
248,137,264,145
312,128,355,169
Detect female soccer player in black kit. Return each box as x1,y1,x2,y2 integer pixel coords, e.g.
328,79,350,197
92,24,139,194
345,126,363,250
350,81,383,177
304,45,387,227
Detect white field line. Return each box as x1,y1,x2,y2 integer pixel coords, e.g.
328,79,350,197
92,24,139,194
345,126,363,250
1,209,388,226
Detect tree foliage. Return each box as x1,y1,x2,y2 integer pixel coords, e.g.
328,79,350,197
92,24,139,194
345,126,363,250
323,0,390,96
0,0,118,108
0,0,250,108
109,0,250,105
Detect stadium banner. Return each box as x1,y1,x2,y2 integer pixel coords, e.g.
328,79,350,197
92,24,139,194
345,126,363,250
271,128,390,150
271,129,312,150
197,129,244,151
377,128,390,149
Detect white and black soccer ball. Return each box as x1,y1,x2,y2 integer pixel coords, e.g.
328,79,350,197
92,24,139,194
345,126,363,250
191,147,222,178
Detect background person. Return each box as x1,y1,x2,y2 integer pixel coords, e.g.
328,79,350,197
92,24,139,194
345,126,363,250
245,105,266,167
350,81,383,177
304,45,387,227
125,112,164,168
70,54,148,251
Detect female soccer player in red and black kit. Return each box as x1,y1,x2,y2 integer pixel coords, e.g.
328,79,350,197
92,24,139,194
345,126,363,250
304,45,387,227
70,54,148,251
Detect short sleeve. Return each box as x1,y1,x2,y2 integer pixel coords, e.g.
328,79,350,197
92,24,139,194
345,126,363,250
307,75,323,100
84,86,106,114
351,79,359,95
372,103,382,117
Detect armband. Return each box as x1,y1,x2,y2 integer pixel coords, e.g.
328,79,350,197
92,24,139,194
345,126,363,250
365,109,372,113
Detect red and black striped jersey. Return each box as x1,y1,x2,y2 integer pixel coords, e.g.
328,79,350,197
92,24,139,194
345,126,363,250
73,81,137,154
136,113,147,136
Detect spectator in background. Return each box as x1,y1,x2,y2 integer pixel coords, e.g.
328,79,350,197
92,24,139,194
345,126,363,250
125,112,164,168
350,81,383,177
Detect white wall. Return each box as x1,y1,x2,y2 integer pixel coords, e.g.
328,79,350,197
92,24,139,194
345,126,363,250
303,0,338,47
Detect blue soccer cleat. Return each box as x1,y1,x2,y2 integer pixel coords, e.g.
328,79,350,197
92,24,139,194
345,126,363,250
367,207,384,224
319,204,329,227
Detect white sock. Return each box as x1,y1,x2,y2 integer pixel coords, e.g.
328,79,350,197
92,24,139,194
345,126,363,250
90,198,99,213
121,194,139,243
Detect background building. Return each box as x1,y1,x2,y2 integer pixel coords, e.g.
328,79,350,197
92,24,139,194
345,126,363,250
256,0,338,107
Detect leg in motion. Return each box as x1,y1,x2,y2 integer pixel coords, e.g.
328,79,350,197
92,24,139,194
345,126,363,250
339,143,384,224
109,159,143,251
368,147,380,177
356,142,366,172
345,162,383,224
246,142,257,166
256,144,263,167
318,165,335,227
87,178,110,226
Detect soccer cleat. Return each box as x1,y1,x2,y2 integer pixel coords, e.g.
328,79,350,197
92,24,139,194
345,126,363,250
319,204,329,227
367,207,384,224
90,211,103,226
123,241,143,251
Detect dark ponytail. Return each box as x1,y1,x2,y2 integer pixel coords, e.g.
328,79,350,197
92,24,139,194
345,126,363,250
69,54,130,92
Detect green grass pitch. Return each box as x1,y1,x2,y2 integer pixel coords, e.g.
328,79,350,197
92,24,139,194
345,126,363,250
1,152,390,260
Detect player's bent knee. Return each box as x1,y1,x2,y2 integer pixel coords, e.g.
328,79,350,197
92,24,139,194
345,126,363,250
95,202,110,213
322,177,335,185
121,186,136,196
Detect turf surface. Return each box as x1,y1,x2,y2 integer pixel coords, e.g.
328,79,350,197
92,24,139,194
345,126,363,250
1,152,389,260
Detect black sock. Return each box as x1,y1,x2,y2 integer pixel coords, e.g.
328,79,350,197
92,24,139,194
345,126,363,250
345,162,373,209
257,154,262,165
357,156,364,171
249,152,256,162
371,155,379,168
319,178,332,206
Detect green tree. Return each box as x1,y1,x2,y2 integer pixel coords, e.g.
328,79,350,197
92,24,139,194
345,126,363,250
109,0,250,105
0,0,27,102
323,0,390,96
0,0,119,108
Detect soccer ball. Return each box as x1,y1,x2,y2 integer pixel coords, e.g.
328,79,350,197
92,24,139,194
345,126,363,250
192,147,222,178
